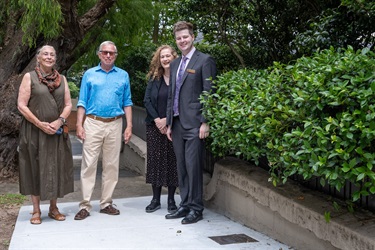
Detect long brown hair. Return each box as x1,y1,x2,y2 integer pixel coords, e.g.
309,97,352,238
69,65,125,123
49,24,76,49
146,45,178,81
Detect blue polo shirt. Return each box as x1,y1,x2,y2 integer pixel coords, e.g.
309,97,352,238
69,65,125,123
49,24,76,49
77,64,133,118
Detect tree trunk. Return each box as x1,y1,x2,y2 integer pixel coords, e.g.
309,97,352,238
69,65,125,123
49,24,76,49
0,0,116,178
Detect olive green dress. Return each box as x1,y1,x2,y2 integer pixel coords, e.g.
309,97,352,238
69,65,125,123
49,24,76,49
18,70,74,200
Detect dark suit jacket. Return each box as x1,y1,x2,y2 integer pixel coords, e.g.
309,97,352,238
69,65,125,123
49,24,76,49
144,78,164,125
166,50,217,130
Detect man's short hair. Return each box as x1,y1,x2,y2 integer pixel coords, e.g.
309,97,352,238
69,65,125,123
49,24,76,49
173,21,194,37
98,41,117,54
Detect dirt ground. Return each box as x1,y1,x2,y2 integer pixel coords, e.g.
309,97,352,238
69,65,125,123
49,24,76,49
0,203,20,250
0,178,21,250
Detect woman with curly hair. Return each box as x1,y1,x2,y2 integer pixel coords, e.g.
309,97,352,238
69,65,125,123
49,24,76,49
143,45,179,213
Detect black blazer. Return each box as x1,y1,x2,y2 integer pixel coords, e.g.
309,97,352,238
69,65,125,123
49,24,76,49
144,77,164,125
166,50,217,129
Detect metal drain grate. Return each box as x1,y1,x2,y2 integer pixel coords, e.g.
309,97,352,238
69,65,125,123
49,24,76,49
209,234,258,245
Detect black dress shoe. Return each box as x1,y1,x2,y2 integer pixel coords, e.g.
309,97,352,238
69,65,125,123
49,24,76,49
165,207,189,219
145,199,161,213
181,210,203,224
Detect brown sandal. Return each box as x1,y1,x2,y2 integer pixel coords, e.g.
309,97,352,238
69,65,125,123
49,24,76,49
48,207,66,221
30,211,42,225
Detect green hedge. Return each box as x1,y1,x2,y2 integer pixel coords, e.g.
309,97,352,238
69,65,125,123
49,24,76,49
202,46,375,201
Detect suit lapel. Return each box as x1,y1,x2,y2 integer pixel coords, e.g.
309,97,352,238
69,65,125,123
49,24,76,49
171,57,181,93
181,50,199,84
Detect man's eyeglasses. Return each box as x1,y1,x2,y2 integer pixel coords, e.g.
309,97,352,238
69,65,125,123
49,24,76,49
99,50,117,56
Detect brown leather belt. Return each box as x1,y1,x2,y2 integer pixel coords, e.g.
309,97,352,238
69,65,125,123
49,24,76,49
87,114,122,123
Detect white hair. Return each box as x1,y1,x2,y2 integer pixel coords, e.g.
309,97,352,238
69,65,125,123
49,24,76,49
97,41,117,55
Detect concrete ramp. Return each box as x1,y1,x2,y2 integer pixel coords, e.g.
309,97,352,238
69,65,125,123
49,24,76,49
10,195,290,249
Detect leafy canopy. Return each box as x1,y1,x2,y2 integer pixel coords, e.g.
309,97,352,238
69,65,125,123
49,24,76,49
11,0,63,47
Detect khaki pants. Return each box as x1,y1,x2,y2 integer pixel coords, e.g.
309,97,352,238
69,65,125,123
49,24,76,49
79,117,122,211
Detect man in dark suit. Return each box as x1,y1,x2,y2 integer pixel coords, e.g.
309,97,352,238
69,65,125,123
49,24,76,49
166,21,217,224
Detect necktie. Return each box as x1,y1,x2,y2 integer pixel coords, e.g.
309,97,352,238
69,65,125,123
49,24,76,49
173,56,188,116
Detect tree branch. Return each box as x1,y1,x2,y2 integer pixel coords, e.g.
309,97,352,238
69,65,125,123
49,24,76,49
79,0,116,33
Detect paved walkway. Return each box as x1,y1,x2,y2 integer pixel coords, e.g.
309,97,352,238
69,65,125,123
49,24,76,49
9,135,291,249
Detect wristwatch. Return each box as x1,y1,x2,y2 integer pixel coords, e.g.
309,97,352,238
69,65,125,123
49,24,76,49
59,117,66,124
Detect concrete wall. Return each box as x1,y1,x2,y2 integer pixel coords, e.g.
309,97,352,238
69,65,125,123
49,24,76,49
205,157,375,250
120,134,146,175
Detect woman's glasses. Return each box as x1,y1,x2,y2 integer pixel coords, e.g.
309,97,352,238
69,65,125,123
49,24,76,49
99,50,117,57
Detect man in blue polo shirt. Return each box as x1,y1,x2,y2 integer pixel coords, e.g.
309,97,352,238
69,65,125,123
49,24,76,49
74,41,133,220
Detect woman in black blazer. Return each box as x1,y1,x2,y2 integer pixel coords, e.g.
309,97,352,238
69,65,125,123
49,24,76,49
143,45,179,213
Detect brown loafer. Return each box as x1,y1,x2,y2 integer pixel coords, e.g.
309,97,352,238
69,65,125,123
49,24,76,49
100,205,120,215
74,209,90,220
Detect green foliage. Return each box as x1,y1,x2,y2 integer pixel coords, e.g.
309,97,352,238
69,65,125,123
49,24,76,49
174,0,375,69
12,0,63,47
120,42,158,106
202,47,375,202
176,0,335,68
68,81,79,99
150,0,181,44
324,211,331,223
68,0,155,86
333,201,340,211
341,0,375,11
196,43,240,73
293,2,375,55
0,193,26,205
347,200,354,213
202,68,270,161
